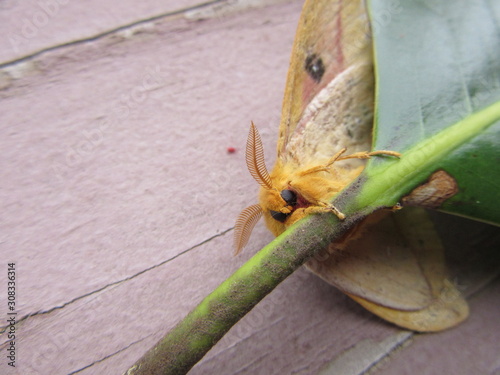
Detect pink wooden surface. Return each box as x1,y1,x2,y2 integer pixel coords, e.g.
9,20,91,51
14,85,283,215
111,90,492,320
1,1,499,374
0,0,261,63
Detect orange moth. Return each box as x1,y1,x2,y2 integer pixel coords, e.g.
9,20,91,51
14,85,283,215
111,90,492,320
234,0,468,331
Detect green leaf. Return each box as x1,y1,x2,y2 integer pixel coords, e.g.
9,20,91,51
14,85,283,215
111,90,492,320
366,0,500,224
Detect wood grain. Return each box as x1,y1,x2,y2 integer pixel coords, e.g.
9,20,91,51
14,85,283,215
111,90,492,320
1,1,499,374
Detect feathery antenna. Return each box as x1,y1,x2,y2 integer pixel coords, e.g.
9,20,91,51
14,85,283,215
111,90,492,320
234,204,263,254
246,123,273,190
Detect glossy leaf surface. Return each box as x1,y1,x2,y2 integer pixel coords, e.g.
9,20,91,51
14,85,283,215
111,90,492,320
365,0,500,224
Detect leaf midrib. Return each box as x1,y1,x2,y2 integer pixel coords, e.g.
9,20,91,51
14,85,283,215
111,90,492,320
356,100,500,210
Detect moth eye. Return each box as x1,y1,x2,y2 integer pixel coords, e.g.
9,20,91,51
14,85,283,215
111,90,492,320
270,210,290,223
305,53,325,82
280,189,297,206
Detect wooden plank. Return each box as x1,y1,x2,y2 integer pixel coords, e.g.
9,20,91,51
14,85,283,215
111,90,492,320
0,0,300,319
0,0,290,64
372,277,500,375
0,1,304,374
1,0,499,374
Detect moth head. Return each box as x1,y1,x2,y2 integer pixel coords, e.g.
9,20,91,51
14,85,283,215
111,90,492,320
258,185,299,238
234,123,297,254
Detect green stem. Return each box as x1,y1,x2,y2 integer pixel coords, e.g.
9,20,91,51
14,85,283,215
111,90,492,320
125,213,351,375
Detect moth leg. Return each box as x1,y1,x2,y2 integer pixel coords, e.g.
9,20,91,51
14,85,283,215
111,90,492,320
287,205,345,227
337,150,401,161
303,201,346,220
298,148,348,176
298,149,400,177
391,202,403,211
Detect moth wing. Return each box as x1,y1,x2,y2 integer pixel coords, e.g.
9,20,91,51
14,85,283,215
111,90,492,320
306,208,469,332
277,0,374,168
